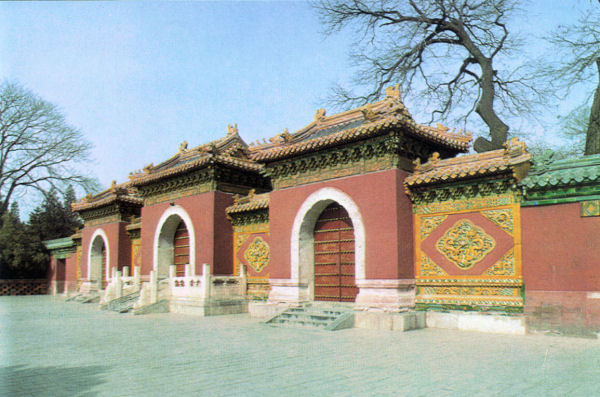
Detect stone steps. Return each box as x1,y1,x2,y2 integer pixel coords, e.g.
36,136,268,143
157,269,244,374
101,292,140,313
266,304,354,331
70,293,100,304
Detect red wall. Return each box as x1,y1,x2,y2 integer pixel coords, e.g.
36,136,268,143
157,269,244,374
65,250,78,285
213,191,234,275
139,191,234,276
522,202,600,291
47,257,64,289
268,169,413,280
522,202,600,328
81,221,131,278
48,247,79,293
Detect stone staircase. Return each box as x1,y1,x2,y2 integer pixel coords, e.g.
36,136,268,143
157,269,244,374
66,282,100,304
101,292,140,313
266,303,354,331
67,292,100,304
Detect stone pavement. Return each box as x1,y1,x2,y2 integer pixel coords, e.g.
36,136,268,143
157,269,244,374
1,296,600,397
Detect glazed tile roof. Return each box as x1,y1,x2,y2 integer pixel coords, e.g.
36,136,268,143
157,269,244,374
226,191,270,214
520,153,600,190
249,87,471,162
129,125,263,187
43,237,74,250
405,138,531,188
71,181,142,212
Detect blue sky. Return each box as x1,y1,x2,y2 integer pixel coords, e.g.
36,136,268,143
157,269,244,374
0,1,591,214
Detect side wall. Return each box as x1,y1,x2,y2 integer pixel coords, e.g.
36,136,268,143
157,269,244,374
213,191,235,275
48,256,65,294
81,222,131,279
48,248,79,294
522,202,600,328
269,169,413,280
139,191,234,275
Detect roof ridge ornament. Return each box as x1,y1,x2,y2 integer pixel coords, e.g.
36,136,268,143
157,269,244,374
436,123,450,133
110,180,117,193
504,137,527,158
534,150,556,169
361,104,377,121
178,140,188,153
419,152,440,172
385,84,401,99
314,108,326,122
227,123,238,136
269,128,293,145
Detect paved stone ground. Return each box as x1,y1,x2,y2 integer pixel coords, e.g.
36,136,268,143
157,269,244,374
1,296,600,397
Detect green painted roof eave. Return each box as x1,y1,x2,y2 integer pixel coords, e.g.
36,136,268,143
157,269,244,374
43,237,74,251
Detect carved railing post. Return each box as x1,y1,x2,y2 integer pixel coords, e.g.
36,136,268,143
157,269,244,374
150,270,158,304
133,266,141,287
239,264,247,297
202,263,211,300
169,264,177,280
186,263,195,277
115,270,123,298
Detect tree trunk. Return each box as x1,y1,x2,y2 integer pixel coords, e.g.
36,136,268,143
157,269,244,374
473,59,509,152
451,23,509,153
584,58,600,155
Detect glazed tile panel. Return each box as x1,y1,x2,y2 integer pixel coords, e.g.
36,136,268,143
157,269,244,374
414,198,523,310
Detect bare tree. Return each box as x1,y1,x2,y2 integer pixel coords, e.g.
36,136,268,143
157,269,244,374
315,0,544,152
544,4,600,155
0,81,98,215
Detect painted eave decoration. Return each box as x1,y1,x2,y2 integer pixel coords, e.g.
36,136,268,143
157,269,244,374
128,124,263,188
249,86,471,163
404,137,531,191
520,152,600,203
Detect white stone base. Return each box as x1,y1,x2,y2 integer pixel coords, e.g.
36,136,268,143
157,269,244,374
169,298,248,316
426,311,526,335
354,279,415,311
267,279,309,303
354,311,425,331
248,301,295,318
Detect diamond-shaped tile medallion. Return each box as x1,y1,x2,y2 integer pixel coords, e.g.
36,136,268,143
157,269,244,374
435,219,495,270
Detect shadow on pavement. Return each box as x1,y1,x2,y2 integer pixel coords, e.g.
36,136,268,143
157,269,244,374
0,364,109,397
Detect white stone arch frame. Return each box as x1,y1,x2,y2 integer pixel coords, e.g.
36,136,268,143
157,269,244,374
291,187,366,300
88,228,109,287
153,205,196,278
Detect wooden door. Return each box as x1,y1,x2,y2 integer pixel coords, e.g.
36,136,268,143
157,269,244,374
313,202,357,302
101,245,107,289
173,221,190,277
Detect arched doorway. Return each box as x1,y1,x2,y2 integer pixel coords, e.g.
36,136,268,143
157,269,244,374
289,187,366,303
173,220,190,277
313,202,358,302
89,233,108,289
154,206,195,279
